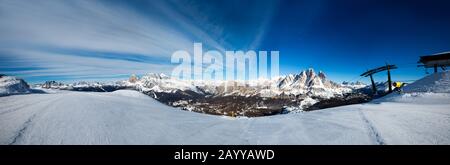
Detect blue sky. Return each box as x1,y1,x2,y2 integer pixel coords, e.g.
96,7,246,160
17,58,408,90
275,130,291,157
1,0,450,83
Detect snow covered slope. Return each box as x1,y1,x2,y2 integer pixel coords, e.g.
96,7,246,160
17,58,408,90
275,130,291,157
0,89,449,144
402,71,450,93
0,75,31,96
1,71,449,144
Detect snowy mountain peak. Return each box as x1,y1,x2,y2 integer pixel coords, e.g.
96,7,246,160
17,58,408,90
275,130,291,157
306,68,316,78
0,75,31,96
143,73,169,79
318,71,326,80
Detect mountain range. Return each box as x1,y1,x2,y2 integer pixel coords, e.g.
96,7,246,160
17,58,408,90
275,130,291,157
130,68,356,98
30,69,371,116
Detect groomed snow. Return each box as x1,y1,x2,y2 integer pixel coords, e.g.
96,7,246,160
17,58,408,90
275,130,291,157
1,89,449,144
1,71,450,144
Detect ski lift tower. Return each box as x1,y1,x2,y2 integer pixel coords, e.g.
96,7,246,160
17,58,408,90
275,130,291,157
418,52,450,73
360,64,398,95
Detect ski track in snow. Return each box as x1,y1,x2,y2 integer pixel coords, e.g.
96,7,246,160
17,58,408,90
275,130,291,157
1,94,65,144
0,89,450,144
8,114,36,145
358,108,386,145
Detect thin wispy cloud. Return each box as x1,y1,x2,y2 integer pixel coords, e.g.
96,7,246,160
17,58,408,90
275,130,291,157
0,0,192,56
0,0,277,83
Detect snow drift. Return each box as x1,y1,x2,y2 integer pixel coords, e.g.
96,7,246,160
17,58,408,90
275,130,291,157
402,71,450,93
